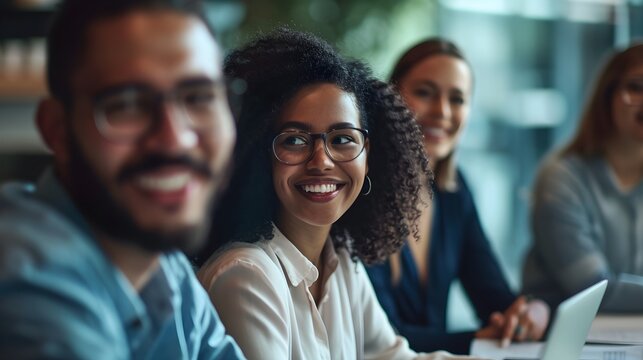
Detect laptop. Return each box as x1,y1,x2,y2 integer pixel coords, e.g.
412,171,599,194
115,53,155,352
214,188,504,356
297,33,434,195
539,279,608,360
504,279,608,360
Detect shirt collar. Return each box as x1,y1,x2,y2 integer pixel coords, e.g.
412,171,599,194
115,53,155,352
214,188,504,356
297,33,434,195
34,169,144,324
269,223,319,287
268,223,341,288
595,156,643,196
96,254,180,340
34,168,177,330
320,236,339,282
35,167,93,237
138,256,179,323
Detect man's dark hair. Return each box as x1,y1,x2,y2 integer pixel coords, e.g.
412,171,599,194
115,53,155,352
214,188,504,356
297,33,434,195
195,28,431,265
47,0,212,105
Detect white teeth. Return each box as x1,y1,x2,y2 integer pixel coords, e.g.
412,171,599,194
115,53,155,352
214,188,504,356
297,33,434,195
424,127,447,137
302,184,337,193
137,173,191,191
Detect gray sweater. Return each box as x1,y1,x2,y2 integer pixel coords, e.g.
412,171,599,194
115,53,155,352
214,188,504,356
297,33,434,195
522,154,643,312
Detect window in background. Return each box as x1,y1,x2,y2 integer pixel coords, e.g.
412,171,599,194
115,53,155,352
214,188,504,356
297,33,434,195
438,0,643,331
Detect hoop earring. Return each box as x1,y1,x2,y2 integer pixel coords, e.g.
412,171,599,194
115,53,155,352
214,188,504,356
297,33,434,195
361,176,372,196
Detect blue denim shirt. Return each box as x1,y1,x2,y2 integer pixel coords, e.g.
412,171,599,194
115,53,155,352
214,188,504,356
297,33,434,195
0,169,245,359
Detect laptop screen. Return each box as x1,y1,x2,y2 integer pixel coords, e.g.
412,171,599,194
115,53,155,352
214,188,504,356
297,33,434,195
539,280,608,360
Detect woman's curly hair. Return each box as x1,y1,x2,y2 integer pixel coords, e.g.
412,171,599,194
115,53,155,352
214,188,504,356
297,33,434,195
195,28,431,265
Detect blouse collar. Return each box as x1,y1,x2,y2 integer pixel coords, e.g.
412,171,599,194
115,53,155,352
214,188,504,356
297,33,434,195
268,223,339,288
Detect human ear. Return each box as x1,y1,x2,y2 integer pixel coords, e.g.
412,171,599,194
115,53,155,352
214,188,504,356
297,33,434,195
36,98,70,164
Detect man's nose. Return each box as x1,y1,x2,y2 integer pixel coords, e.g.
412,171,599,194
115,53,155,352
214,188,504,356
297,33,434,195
145,103,198,150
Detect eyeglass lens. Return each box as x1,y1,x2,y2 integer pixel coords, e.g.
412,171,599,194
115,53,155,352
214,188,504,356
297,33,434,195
273,128,367,165
94,81,221,141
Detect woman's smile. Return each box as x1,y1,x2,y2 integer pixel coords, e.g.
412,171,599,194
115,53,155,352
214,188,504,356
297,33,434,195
295,179,346,203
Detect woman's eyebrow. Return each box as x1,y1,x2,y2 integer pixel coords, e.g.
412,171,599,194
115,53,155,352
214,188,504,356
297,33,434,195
278,121,358,132
277,121,312,132
411,79,438,88
412,79,466,95
328,122,356,130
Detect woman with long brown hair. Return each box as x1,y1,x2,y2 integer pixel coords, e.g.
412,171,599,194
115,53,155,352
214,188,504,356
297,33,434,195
366,38,550,354
522,43,643,312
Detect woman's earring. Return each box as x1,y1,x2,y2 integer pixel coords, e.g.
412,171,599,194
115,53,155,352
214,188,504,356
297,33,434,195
361,176,372,196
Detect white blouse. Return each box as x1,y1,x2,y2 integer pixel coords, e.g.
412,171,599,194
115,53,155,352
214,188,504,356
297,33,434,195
198,225,476,360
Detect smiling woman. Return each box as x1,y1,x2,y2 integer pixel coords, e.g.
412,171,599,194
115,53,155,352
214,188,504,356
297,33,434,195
522,43,643,314
271,83,368,236
194,29,476,360
365,38,550,355
195,29,430,266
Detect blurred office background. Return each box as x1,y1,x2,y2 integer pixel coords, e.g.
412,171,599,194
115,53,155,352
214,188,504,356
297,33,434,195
1,0,642,330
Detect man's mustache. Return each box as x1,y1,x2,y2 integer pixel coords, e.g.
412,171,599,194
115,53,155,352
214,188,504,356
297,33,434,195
117,154,213,183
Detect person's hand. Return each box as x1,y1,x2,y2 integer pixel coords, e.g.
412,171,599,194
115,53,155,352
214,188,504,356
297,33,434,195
499,296,550,346
474,311,505,340
474,296,550,347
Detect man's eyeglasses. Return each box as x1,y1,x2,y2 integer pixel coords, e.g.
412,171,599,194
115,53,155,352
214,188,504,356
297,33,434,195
93,79,223,142
272,127,369,165
620,78,643,106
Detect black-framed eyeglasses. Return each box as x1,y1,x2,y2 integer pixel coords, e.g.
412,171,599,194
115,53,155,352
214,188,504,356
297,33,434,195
93,79,225,142
620,77,643,106
272,127,369,165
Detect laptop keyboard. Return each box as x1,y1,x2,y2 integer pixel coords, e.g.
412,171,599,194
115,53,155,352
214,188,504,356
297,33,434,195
602,350,626,360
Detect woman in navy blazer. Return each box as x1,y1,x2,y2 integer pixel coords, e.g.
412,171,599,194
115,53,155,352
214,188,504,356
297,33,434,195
366,38,550,355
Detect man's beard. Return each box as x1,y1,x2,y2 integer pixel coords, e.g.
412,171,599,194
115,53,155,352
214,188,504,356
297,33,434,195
64,135,225,256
